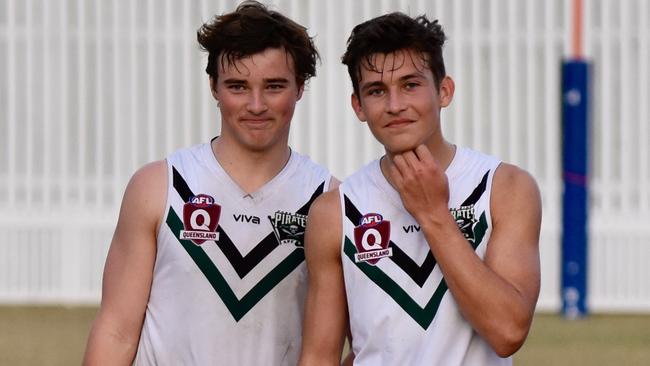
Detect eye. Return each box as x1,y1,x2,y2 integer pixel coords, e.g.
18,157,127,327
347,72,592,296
404,82,420,90
227,84,246,91
267,84,286,91
367,88,385,97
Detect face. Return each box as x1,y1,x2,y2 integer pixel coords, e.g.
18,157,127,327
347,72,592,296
351,49,454,155
211,48,303,153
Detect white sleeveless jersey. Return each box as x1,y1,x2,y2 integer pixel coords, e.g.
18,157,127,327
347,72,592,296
340,147,509,366
135,142,331,366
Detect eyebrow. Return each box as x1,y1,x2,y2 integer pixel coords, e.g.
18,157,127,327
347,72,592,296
264,78,290,84
359,73,425,92
360,81,385,93
222,78,290,85
223,78,247,85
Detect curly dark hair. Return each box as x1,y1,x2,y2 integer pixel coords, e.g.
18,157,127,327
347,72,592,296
197,1,319,86
341,12,447,96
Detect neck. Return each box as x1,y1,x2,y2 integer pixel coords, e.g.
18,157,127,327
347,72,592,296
380,140,456,189
211,137,291,194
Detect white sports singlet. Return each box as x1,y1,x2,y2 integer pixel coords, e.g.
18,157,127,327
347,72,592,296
340,147,509,365
135,142,331,365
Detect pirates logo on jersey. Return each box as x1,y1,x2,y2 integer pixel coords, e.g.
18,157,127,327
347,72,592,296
269,211,307,247
353,213,392,265
180,194,221,245
450,204,477,244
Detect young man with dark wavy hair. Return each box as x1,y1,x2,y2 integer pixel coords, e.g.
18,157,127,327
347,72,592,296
300,12,541,366
84,2,335,365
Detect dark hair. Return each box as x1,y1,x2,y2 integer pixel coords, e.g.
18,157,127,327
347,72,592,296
197,1,319,86
341,12,447,96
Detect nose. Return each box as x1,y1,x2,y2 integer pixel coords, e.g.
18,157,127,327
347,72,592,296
246,89,268,115
386,90,406,114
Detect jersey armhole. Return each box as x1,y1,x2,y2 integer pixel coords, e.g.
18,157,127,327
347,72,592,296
155,158,172,241
337,184,347,259
485,160,503,231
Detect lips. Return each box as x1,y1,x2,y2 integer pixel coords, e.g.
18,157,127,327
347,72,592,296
241,118,271,123
386,118,414,128
240,118,273,127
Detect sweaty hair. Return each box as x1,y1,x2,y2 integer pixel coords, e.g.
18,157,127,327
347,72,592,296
197,1,319,86
341,12,447,96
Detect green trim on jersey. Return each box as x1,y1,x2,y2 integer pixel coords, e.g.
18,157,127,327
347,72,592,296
167,209,305,321
344,212,488,329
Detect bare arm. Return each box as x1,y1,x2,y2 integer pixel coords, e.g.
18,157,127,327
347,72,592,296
299,189,349,366
389,145,541,357
83,160,167,365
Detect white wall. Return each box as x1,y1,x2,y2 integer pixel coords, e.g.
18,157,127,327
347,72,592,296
0,0,649,311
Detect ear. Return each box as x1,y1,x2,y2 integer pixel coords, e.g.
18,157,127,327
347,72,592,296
209,77,219,102
296,84,304,101
438,76,455,108
350,93,367,122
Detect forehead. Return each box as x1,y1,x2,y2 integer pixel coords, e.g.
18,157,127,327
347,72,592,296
357,49,431,83
218,47,296,80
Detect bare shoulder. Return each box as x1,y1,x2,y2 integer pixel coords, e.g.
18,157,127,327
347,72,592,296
305,187,342,258
491,163,541,222
308,187,342,227
127,160,167,196
493,163,539,194
119,160,168,230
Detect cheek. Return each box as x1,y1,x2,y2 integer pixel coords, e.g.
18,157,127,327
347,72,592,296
364,105,384,126
216,95,241,115
274,95,299,117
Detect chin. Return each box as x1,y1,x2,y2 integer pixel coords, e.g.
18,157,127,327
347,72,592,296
384,142,420,155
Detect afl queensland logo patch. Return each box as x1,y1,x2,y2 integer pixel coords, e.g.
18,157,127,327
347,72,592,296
180,194,221,245
353,213,392,265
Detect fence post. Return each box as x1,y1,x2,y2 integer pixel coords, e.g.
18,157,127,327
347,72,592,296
561,60,590,319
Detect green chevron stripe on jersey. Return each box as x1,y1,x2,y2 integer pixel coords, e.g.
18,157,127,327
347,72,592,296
344,212,488,329
173,166,324,279
166,209,305,321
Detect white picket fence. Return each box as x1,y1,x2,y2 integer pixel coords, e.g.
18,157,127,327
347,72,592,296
0,0,649,312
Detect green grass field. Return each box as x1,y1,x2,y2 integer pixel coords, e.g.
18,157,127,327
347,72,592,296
1,306,649,365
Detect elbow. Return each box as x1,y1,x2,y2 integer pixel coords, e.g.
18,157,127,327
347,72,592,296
484,297,536,358
489,321,531,358
492,339,524,358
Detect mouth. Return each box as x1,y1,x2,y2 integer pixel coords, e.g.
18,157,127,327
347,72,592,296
385,118,414,128
240,118,273,127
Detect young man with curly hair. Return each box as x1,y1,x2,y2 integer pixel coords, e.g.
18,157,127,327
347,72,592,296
84,2,334,365
300,12,541,366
